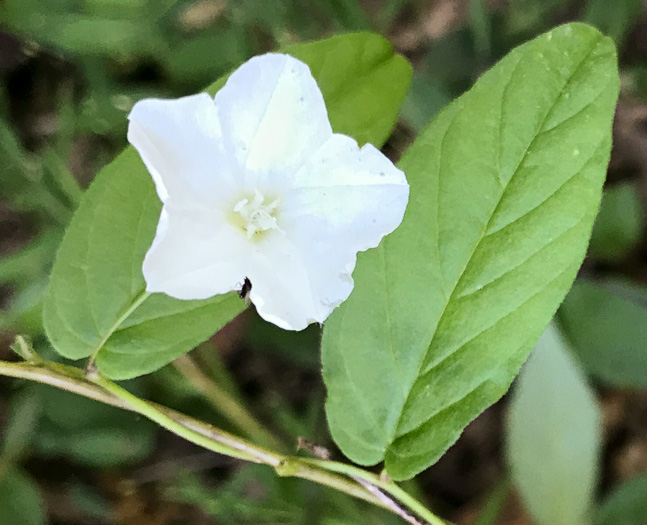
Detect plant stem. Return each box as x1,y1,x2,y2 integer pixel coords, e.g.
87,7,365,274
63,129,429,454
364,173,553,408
305,459,448,525
173,354,281,450
90,371,265,463
0,357,448,524
0,359,278,464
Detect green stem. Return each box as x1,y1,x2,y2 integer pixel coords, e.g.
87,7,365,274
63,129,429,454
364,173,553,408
0,357,449,525
173,354,281,450
305,459,448,525
90,372,262,463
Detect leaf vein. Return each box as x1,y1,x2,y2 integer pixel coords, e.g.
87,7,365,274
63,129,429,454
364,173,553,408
398,263,575,439
389,33,604,446
378,244,407,396
483,138,604,239
457,213,586,302
82,206,101,336
337,305,391,442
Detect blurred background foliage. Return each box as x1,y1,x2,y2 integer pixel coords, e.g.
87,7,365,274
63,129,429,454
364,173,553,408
0,0,647,524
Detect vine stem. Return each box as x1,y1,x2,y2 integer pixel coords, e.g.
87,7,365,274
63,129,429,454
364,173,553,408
0,357,448,525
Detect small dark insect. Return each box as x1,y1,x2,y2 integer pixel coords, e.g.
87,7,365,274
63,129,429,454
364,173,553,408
239,277,252,303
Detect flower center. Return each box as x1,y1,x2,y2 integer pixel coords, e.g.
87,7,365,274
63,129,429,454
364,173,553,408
233,190,281,239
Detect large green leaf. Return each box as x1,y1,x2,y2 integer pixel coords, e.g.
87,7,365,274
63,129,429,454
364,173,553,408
506,323,601,525
559,279,647,388
43,32,412,380
322,23,618,479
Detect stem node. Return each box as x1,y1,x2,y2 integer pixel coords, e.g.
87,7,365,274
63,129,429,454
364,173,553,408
275,459,300,477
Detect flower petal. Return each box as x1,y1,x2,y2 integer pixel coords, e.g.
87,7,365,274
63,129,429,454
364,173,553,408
283,134,409,253
143,205,250,300
128,93,235,205
247,232,354,331
134,55,409,332
215,53,332,176
246,135,408,331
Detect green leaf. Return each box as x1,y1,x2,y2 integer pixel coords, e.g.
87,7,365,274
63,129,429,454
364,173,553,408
506,323,601,525
33,385,156,467
43,32,411,379
588,181,644,261
559,279,647,388
285,33,412,147
595,473,647,525
322,23,618,480
0,467,46,525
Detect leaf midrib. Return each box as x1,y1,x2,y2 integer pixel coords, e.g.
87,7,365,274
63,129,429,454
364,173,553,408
90,289,151,359
396,216,589,439
384,33,605,449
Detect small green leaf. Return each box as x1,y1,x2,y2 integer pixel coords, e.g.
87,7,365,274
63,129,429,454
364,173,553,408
322,23,618,479
0,467,46,525
595,473,647,525
506,323,601,525
589,181,644,261
43,32,411,379
559,279,647,388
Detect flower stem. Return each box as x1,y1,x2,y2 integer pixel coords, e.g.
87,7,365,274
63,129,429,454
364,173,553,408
0,356,449,525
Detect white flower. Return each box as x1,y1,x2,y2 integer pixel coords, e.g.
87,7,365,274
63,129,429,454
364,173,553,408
127,53,409,331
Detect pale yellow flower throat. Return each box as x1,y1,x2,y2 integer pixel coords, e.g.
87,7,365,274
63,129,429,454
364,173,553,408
232,189,281,239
